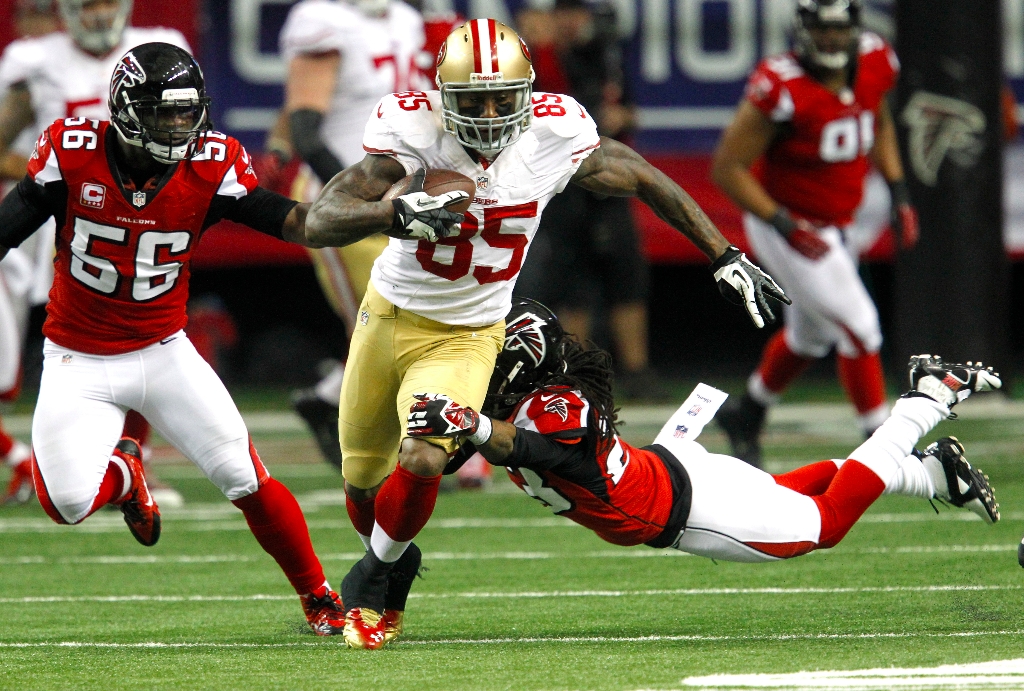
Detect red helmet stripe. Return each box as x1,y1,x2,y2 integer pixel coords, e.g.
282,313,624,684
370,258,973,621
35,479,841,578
488,18,499,73
471,19,484,74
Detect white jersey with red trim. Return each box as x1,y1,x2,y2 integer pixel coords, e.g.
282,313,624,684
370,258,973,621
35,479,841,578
280,0,427,168
0,27,191,157
363,90,601,326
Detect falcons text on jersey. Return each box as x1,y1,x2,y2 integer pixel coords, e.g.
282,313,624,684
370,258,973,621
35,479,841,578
27,119,257,355
505,387,679,547
745,32,899,226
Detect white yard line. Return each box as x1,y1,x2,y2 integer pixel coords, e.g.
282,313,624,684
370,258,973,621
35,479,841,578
0,584,1019,605
0,544,1017,567
678,658,1024,689
1,631,1024,651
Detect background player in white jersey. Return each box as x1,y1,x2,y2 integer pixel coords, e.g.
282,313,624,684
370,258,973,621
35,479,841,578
303,19,789,648
0,0,190,504
279,0,428,469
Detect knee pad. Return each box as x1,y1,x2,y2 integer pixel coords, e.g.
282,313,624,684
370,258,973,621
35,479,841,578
32,458,99,525
208,437,267,501
836,319,883,358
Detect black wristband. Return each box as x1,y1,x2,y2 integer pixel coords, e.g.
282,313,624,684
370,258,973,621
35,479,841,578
708,245,742,273
889,179,911,207
768,207,796,236
288,108,344,183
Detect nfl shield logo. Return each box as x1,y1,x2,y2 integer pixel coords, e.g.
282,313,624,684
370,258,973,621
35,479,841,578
61,354,73,365
476,175,488,191
360,310,369,326
132,191,146,208
673,424,688,438
687,405,702,417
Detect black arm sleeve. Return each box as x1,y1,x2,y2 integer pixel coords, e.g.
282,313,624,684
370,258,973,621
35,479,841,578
504,428,588,473
202,186,299,240
0,176,63,249
289,108,344,183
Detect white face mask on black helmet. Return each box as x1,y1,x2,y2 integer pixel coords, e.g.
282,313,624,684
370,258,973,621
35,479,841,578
793,0,861,72
58,0,133,55
108,42,211,164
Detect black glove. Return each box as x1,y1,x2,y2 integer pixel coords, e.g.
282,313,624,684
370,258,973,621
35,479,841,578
388,168,468,243
709,246,791,328
407,393,492,443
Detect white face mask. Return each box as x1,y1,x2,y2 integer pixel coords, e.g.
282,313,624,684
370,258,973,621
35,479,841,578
58,0,133,55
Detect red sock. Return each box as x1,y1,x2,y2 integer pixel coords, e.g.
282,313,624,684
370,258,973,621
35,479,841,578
0,419,14,457
33,456,125,525
122,411,151,448
374,464,441,543
758,330,814,394
232,478,326,595
0,367,21,402
773,460,840,496
837,352,887,415
812,460,886,549
346,493,376,538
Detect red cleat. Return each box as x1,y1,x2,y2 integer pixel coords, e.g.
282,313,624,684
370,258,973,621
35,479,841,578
112,438,161,546
300,584,345,636
343,608,386,649
381,609,405,645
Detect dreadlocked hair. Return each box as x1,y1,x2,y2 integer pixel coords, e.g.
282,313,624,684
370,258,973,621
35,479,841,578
535,335,620,443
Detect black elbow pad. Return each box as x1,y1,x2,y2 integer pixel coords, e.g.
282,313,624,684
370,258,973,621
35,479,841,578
288,109,344,183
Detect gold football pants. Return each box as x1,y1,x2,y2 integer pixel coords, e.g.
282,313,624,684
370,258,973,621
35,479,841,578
339,282,504,489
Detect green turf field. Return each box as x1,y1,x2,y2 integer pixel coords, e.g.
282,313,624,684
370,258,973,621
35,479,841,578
1,392,1023,690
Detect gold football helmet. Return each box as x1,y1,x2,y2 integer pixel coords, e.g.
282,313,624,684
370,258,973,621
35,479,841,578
435,19,535,152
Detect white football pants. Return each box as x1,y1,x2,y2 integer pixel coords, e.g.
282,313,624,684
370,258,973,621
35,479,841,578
660,397,945,563
32,332,263,524
744,213,882,358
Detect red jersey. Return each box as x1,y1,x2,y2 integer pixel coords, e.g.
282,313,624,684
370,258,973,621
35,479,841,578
503,387,688,547
745,32,899,226
26,119,258,355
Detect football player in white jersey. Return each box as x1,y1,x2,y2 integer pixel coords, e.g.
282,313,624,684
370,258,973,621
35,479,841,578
279,0,429,469
304,19,789,648
0,0,189,505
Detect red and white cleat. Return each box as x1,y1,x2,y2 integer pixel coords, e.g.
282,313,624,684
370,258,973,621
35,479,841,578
343,608,386,649
3,441,34,505
381,609,405,645
112,438,161,546
300,584,345,636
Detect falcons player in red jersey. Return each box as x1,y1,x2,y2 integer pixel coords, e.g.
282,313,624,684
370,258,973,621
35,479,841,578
712,0,919,467
409,300,1000,566
0,42,360,635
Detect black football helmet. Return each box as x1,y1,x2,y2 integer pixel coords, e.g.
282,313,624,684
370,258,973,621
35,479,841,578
108,42,211,164
794,0,861,72
483,298,565,418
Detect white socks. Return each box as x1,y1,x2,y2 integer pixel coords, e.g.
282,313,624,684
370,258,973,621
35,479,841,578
848,396,948,492
747,372,780,407
857,402,891,437
109,454,132,501
370,522,410,564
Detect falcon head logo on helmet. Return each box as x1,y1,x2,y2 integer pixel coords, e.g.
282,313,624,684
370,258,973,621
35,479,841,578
504,312,550,368
435,19,535,152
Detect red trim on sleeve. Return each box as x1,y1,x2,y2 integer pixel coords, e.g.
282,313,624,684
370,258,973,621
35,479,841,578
363,145,397,155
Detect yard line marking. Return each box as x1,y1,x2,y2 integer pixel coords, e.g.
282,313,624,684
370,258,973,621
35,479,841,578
0,544,1017,566
397,630,1024,645
2,631,1024,650
1,511,1020,534
1,584,1019,604
678,657,1024,689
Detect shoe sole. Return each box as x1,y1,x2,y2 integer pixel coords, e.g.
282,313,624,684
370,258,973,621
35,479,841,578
124,511,161,546
960,464,1000,524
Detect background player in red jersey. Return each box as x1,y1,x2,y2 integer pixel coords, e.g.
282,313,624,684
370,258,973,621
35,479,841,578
711,0,919,467
410,300,1001,566
0,42,348,636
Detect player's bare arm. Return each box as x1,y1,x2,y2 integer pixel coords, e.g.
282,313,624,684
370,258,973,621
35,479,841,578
304,154,405,246
0,83,35,181
285,51,345,184
571,136,731,261
713,99,832,261
871,100,918,248
710,100,779,221
280,202,318,247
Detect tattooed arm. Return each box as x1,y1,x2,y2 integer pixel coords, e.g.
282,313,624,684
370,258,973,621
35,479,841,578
570,136,731,261
304,154,407,247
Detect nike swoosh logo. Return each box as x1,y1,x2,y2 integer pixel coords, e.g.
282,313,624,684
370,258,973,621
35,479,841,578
160,337,177,345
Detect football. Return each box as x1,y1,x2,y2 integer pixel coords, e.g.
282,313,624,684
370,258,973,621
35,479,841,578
383,169,476,213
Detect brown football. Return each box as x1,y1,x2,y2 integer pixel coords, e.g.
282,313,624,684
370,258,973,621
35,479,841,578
383,169,475,213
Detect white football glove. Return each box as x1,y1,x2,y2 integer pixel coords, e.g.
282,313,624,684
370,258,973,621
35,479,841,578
709,246,791,329
388,168,469,243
